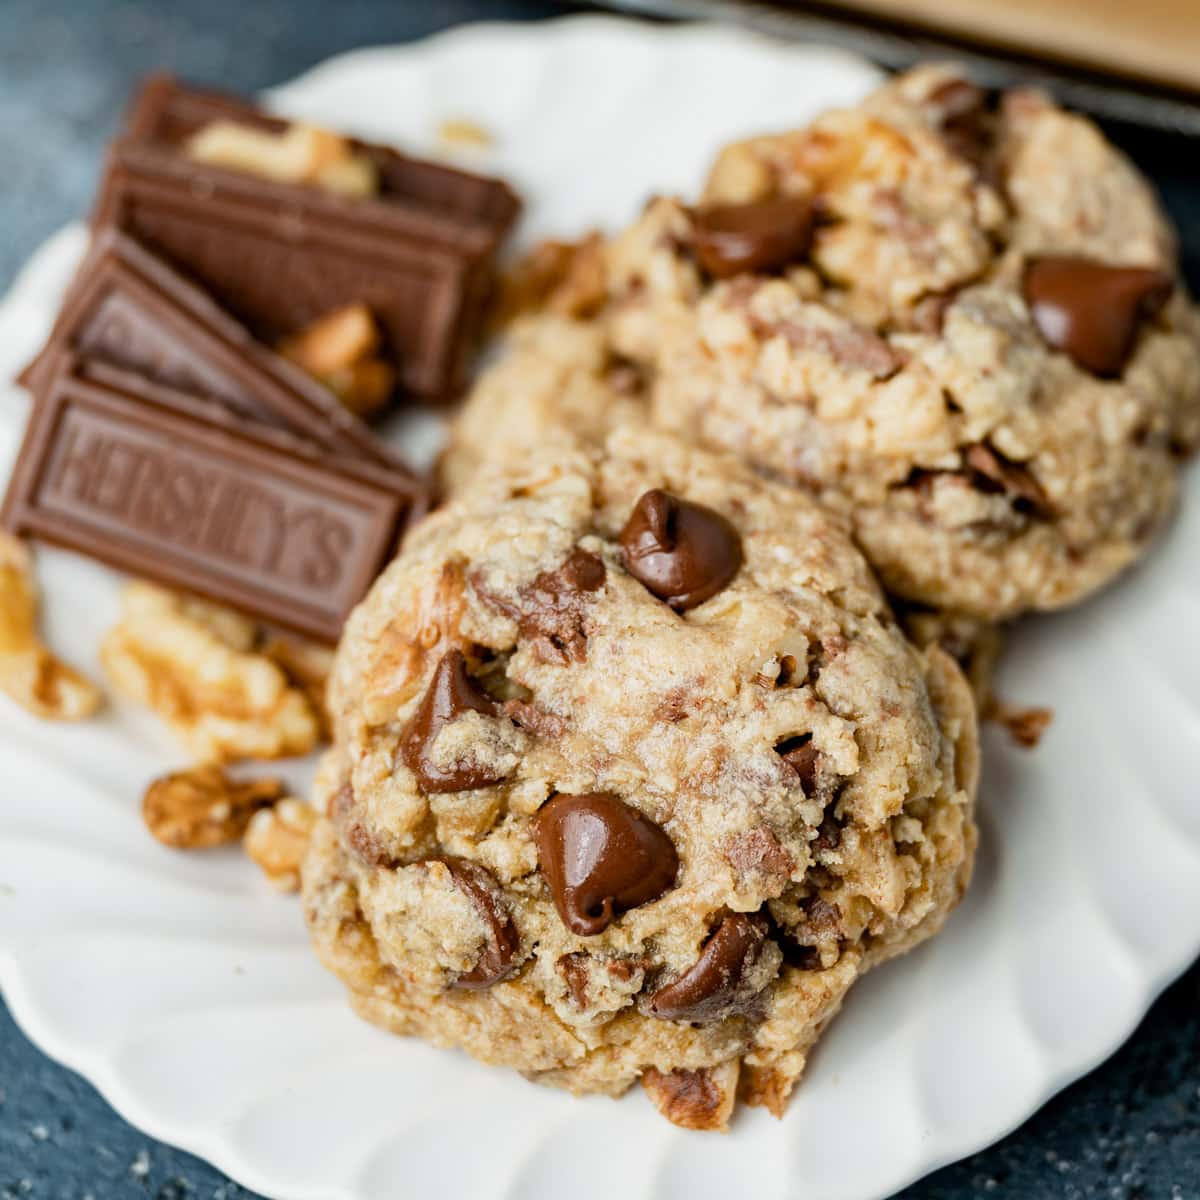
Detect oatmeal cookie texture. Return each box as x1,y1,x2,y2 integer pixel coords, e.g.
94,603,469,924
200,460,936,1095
302,428,978,1129
441,311,645,493
459,66,1200,621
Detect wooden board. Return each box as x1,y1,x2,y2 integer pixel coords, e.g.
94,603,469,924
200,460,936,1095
817,0,1200,93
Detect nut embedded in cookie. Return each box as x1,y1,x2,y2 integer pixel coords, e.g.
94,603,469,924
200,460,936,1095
642,1061,740,1133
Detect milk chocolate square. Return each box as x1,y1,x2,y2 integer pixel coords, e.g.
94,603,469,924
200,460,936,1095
21,230,403,469
94,75,521,403
2,355,424,641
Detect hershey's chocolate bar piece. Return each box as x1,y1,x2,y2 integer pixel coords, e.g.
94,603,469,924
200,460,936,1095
123,75,520,236
1,356,423,642
20,230,402,469
94,75,521,403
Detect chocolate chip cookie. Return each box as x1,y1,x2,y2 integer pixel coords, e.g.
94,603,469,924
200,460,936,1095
302,426,978,1130
468,66,1200,621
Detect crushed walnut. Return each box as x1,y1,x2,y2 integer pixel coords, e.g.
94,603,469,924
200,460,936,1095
436,118,493,150
244,797,319,891
101,583,323,763
278,302,396,417
986,697,1054,749
0,532,101,721
143,765,285,849
641,1061,740,1132
185,119,379,198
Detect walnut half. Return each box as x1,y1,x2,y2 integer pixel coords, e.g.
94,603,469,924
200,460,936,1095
143,765,284,849
0,533,101,721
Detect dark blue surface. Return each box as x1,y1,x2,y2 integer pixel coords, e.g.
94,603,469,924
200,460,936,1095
1,2,1199,1197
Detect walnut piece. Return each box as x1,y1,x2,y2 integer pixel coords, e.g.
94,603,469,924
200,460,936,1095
143,765,285,849
360,560,470,725
986,697,1054,749
278,303,396,417
101,583,322,763
185,119,379,197
0,533,101,721
641,1060,741,1132
244,797,319,891
491,234,608,328
437,118,493,149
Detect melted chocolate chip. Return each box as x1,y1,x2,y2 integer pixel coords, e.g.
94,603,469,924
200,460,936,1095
332,782,396,868
778,897,843,972
433,855,521,989
911,290,955,335
812,809,843,853
399,650,504,794
927,78,991,166
805,897,841,935
550,545,606,592
557,952,591,1008
775,734,819,796
503,698,567,739
646,912,771,1023
619,490,743,611
963,442,1051,518
533,792,679,936
1023,256,1173,377
490,547,607,666
725,828,794,882
692,197,814,279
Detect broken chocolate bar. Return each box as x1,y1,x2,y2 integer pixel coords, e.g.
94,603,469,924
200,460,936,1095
1,355,424,642
94,75,521,404
20,230,403,469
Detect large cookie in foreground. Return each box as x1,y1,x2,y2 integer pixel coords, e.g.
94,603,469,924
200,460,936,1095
302,426,978,1130
465,66,1200,621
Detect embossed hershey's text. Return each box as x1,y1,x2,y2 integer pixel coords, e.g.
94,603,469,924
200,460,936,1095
40,406,359,601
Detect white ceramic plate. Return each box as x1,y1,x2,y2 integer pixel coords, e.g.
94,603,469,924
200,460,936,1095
1,16,1198,1200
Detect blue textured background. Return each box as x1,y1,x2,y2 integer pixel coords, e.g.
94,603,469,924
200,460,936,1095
1,2,1198,1197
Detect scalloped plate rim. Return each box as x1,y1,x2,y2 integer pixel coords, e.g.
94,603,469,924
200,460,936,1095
1,15,1198,1200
